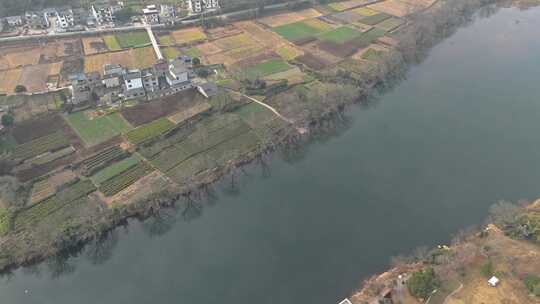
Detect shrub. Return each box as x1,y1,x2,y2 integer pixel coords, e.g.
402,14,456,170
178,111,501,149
524,275,540,296
480,260,494,278
1,114,14,127
407,267,439,299
14,85,26,93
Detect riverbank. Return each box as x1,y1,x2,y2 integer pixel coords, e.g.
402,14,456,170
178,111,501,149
349,200,540,304
0,0,521,274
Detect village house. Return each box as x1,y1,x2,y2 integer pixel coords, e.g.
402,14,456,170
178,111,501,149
123,70,146,99
25,11,50,29
91,2,123,25
5,16,24,27
141,67,160,92
187,0,220,14
159,4,176,24
142,5,160,24
166,59,192,92
55,7,75,29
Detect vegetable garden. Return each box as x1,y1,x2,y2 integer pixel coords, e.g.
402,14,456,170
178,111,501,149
99,162,153,196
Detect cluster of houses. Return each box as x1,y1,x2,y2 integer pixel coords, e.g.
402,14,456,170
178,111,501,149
1,0,220,33
69,56,218,106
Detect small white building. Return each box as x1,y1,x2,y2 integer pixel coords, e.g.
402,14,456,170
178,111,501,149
159,4,175,24
123,70,146,99
187,0,219,14
142,4,160,24
5,16,23,27
55,8,75,29
488,276,499,287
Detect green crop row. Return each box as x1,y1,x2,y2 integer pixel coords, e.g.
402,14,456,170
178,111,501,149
99,162,153,196
12,131,70,161
82,146,128,175
126,118,175,145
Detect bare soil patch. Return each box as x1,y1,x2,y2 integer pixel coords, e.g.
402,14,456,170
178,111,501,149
12,113,68,143
0,68,22,94
120,90,202,126
368,0,414,17
19,64,50,92
234,51,280,69
296,52,332,70
83,37,108,55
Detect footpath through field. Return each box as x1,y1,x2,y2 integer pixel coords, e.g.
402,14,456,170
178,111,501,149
145,24,163,60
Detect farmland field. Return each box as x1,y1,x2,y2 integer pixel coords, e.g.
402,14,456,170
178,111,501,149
351,7,379,16
126,117,176,145
84,47,157,73
258,8,321,27
99,162,153,196
81,146,128,176
12,131,70,161
0,68,22,94
131,47,158,69
65,111,132,147
29,179,55,205
183,47,201,57
318,26,362,43
359,12,391,25
82,37,108,55
273,21,326,42
115,31,151,49
368,0,413,17
163,47,180,60
103,35,122,51
213,33,258,51
158,35,174,45
374,17,404,31
361,48,387,61
90,154,140,185
275,45,304,60
19,64,50,93
171,28,207,45
247,58,291,77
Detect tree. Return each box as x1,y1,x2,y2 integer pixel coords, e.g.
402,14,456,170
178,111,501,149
407,267,440,299
114,8,134,24
1,114,13,127
489,200,520,228
196,68,210,78
192,57,201,66
14,85,26,93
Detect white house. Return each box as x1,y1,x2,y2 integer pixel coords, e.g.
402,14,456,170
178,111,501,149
55,8,75,29
187,0,219,14
159,4,175,24
488,276,499,287
5,16,23,27
142,5,160,24
91,2,123,25
123,70,146,99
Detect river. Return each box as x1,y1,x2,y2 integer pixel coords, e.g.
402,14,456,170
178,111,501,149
2,5,540,304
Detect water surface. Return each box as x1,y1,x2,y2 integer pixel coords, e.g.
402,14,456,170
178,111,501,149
2,6,540,304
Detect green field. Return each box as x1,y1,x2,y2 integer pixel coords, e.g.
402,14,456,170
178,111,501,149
115,31,151,49
247,58,291,77
158,35,174,45
126,117,175,145
91,154,140,185
318,26,362,44
103,35,122,51
359,12,391,26
99,162,153,196
361,27,388,44
273,21,326,42
183,47,201,58
361,48,386,61
12,131,70,161
375,17,404,32
0,134,17,153
65,111,132,147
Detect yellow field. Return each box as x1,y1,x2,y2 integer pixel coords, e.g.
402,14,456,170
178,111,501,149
258,8,322,27
0,68,22,94
197,42,222,56
368,0,415,17
3,48,40,68
328,0,373,11
352,7,379,16
275,45,303,60
83,37,107,55
171,28,207,44
234,21,284,46
84,47,157,74
20,64,50,92
213,33,258,51
303,18,334,31
48,62,63,76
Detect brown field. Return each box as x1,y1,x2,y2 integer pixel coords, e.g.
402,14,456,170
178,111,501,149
48,169,78,189
84,47,157,74
258,8,322,27
19,64,50,92
171,27,207,45
213,33,258,51
197,42,222,56
11,95,63,122
0,68,22,94
368,0,415,17
234,21,285,46
303,40,345,62
1,48,40,68
206,24,243,40
329,0,375,11
12,113,69,143
234,51,280,69
399,0,437,8
121,90,203,126
83,37,108,55
48,62,63,76
167,101,211,124
16,152,77,182
296,52,332,70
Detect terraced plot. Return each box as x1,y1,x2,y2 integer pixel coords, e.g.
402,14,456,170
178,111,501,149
90,154,140,185
126,117,176,145
318,26,363,43
99,162,153,196
247,58,291,77
12,131,70,161
81,145,128,176
273,21,327,43
374,17,404,31
359,12,392,25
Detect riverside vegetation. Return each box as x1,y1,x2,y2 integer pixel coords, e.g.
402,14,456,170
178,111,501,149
0,0,533,274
